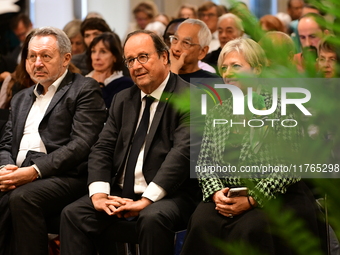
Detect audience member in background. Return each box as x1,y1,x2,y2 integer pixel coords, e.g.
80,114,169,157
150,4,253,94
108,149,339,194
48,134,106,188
0,29,35,109
203,13,244,74
145,21,166,38
259,31,298,77
294,13,329,73
2,13,33,73
218,4,228,15
198,1,223,53
180,37,326,255
229,1,262,41
259,15,285,33
155,13,170,26
127,1,158,33
163,18,186,47
301,3,322,16
63,19,86,56
289,3,322,52
287,0,304,21
0,26,106,255
276,12,292,33
176,4,197,19
85,11,104,19
317,36,340,78
169,19,220,78
163,18,216,74
72,17,112,75
86,32,133,108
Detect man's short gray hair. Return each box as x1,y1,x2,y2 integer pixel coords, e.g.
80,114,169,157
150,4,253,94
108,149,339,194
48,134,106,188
30,26,72,56
178,19,212,48
218,13,244,32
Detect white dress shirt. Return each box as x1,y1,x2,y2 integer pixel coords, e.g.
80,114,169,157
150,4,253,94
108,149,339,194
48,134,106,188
208,30,220,53
16,70,67,174
89,73,171,202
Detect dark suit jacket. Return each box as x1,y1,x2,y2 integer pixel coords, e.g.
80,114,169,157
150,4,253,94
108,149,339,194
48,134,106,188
0,71,107,177
88,72,200,201
71,52,88,76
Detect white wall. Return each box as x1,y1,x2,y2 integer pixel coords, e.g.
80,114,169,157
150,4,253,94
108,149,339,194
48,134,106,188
31,0,130,40
87,0,130,41
32,0,74,29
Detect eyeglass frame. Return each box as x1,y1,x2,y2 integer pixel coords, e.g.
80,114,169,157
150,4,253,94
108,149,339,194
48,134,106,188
124,51,159,68
198,13,218,19
168,35,201,50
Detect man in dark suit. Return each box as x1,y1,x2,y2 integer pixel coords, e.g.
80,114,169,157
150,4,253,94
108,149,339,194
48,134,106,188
60,30,200,255
0,27,107,255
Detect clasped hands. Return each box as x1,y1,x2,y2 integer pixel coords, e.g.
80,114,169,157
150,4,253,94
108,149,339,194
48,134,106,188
212,187,252,218
91,193,152,219
0,165,38,192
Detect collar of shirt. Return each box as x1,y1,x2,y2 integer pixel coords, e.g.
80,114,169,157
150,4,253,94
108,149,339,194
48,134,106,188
140,72,170,102
104,71,123,85
85,71,124,86
212,30,218,39
33,69,68,97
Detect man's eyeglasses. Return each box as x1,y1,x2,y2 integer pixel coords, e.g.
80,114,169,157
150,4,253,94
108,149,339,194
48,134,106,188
169,35,200,50
198,13,217,19
124,53,151,68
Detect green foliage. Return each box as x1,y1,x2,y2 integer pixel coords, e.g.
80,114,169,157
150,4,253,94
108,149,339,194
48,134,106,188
191,0,340,254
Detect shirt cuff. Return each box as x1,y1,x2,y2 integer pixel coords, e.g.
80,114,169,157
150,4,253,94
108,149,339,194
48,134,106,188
142,182,167,202
89,181,110,197
32,164,42,178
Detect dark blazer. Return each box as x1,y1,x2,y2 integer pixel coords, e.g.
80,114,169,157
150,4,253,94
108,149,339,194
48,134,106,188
71,52,88,76
0,71,107,177
88,72,199,201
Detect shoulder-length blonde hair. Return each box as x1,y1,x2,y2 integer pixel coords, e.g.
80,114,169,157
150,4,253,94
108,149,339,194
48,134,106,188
217,38,267,75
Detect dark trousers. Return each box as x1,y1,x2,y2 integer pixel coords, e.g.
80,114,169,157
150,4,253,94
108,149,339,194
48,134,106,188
60,189,197,255
181,181,326,255
181,202,275,255
0,176,87,255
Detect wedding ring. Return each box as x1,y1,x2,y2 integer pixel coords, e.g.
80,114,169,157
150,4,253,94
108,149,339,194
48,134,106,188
228,213,233,218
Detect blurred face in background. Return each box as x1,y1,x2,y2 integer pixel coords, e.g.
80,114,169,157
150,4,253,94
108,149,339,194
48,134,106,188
91,40,115,73
70,33,86,55
135,11,151,30
218,17,243,49
84,29,103,47
14,20,32,43
179,8,196,19
288,0,304,20
198,6,219,33
298,17,323,51
163,22,182,47
318,50,337,78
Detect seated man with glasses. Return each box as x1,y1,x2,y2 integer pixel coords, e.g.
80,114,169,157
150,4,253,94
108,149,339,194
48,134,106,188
59,30,201,255
169,19,223,83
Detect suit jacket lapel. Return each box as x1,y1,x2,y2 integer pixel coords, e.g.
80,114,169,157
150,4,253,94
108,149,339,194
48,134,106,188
44,71,73,117
118,86,142,169
144,73,176,158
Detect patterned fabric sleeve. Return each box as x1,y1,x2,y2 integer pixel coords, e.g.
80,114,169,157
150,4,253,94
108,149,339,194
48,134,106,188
197,110,225,201
243,91,302,206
